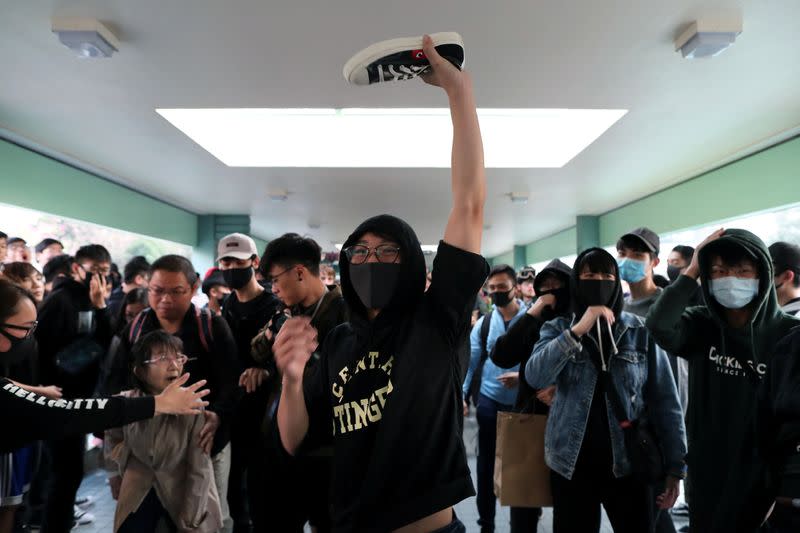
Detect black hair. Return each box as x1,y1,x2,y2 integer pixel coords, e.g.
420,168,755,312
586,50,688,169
150,255,198,285
35,238,63,254
117,288,149,332
0,278,36,323
123,256,151,285
7,237,26,246
75,244,111,265
672,245,695,264
578,249,617,276
488,264,516,283
130,330,184,393
2,263,42,285
260,233,322,277
42,255,75,283
653,275,670,289
616,235,654,260
0,231,7,241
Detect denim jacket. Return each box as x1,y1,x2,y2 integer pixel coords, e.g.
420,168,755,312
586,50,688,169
526,312,687,480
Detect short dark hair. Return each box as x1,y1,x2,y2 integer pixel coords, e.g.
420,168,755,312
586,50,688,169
130,331,184,392
150,255,198,285
35,238,63,254
75,244,111,265
260,233,322,277
2,262,41,285
0,278,36,323
578,249,617,277
616,235,654,260
124,256,151,284
488,264,516,283
43,255,75,283
0,231,7,241
7,237,26,246
672,245,695,264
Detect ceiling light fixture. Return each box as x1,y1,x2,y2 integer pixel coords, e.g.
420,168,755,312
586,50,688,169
156,108,627,168
509,192,529,204
268,188,289,202
675,20,742,59
51,17,120,58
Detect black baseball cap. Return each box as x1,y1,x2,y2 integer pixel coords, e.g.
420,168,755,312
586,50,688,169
621,227,660,256
769,242,800,274
202,268,228,295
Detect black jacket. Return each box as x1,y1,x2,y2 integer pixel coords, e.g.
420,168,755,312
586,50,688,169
301,215,489,533
222,288,282,371
105,305,240,456
491,258,573,412
35,277,113,397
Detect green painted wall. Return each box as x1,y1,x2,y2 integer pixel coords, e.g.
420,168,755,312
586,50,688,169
598,137,800,246
524,227,577,264
0,140,197,246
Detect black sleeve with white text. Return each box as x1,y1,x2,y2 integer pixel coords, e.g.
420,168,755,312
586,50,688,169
0,378,154,453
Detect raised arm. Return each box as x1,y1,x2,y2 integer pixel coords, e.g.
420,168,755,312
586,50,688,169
421,35,485,254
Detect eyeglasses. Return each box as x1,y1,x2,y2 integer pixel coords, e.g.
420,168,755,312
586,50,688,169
269,266,296,286
149,286,191,299
0,321,39,339
142,353,196,366
344,245,401,265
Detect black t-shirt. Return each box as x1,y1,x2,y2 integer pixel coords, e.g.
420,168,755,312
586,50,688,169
301,241,489,532
222,288,281,370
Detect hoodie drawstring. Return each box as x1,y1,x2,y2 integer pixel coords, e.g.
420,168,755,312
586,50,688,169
596,317,620,373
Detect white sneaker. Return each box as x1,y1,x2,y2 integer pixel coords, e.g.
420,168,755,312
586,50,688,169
74,495,94,510
343,32,464,85
73,506,95,525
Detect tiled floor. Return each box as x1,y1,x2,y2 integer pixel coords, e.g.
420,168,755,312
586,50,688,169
69,414,688,532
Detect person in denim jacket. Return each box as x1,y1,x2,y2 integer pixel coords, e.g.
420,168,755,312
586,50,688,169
526,248,686,533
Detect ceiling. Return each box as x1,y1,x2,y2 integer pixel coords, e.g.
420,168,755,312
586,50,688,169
1,0,799,257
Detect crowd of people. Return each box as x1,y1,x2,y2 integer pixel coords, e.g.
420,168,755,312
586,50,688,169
2,36,800,533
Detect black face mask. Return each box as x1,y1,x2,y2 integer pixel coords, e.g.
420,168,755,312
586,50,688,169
216,296,227,308
222,267,253,290
349,263,401,310
667,265,683,283
537,287,571,314
0,328,33,365
578,279,617,307
326,284,338,292
491,290,514,308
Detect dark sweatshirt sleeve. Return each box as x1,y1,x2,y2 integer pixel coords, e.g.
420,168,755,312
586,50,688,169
645,275,708,358
92,307,114,351
208,317,242,421
0,379,154,453
491,314,541,369
34,293,73,385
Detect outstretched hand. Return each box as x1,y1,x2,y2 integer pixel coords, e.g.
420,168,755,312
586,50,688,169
420,34,469,95
153,373,210,416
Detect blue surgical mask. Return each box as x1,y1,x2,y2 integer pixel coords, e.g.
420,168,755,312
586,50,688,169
709,277,759,309
617,258,648,284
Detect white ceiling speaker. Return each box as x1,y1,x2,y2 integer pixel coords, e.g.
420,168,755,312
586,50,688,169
268,188,289,202
509,192,529,205
675,19,742,59
51,18,120,58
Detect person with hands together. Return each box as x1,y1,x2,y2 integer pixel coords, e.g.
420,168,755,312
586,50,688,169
527,248,686,533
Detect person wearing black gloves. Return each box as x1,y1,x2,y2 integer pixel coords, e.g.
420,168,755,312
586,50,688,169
490,259,572,532
273,35,488,533
0,279,209,533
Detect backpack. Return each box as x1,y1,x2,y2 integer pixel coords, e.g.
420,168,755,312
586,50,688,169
466,310,493,407
128,306,214,352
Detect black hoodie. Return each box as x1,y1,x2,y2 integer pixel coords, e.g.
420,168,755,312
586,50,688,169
491,258,572,412
300,215,489,533
646,229,800,532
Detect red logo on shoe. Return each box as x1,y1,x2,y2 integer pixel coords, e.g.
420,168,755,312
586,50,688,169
411,49,426,60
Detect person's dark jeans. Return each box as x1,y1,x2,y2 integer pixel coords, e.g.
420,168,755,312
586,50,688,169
228,392,269,533
476,393,512,532
40,434,85,533
550,469,652,533
510,506,542,532
118,488,176,533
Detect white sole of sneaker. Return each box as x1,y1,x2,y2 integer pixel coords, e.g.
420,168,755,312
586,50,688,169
342,31,464,84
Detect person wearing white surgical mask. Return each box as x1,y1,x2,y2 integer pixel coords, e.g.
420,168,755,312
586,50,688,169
646,228,800,533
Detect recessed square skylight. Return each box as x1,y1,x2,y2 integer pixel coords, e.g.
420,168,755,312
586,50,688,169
156,108,627,168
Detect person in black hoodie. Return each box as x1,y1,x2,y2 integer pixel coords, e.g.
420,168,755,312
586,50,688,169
646,228,800,532
34,244,114,533
490,258,572,533
273,35,488,533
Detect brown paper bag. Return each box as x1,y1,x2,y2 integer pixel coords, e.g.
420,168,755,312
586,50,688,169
493,411,552,507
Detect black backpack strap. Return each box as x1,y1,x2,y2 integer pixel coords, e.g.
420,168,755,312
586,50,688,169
195,307,214,352
467,311,493,405
479,309,493,366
